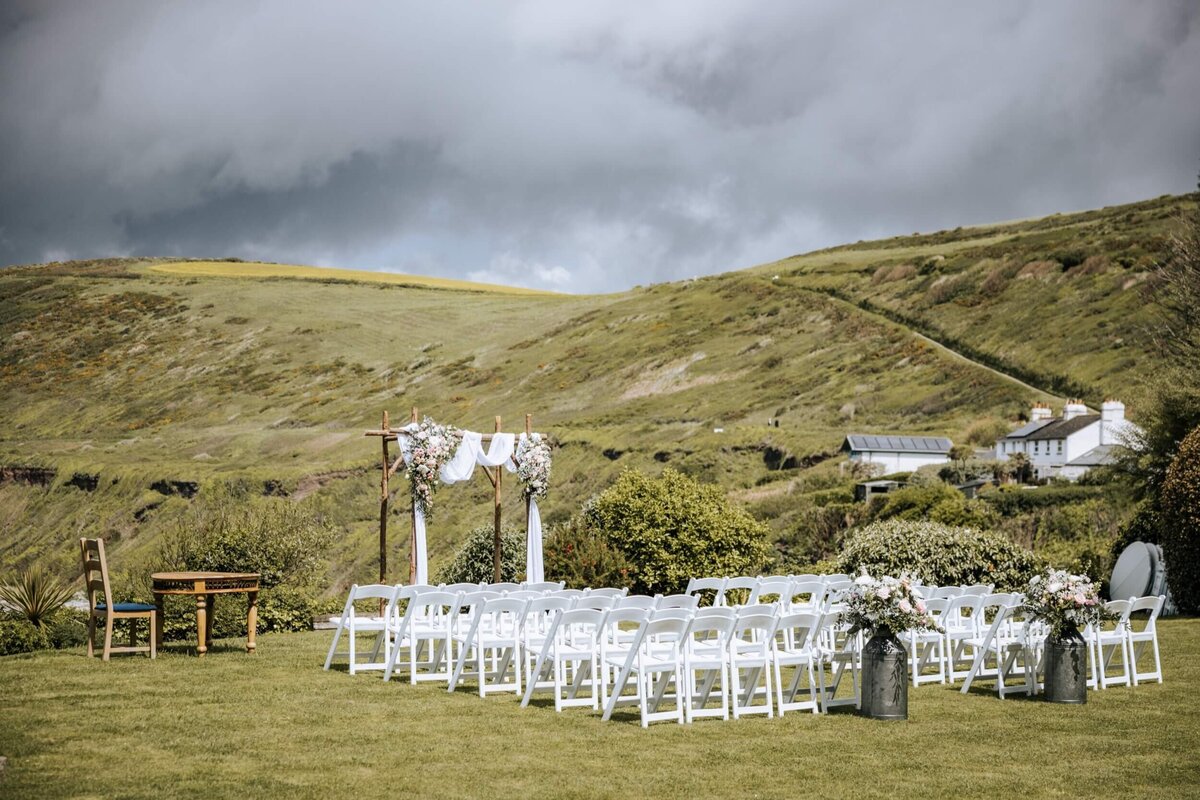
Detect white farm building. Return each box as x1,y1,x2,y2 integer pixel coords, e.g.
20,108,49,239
841,434,953,474
994,400,1137,481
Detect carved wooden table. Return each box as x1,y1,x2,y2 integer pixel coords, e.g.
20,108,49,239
151,572,261,656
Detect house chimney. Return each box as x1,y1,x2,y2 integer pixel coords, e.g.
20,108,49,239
1063,399,1088,421
1101,399,1126,445
1030,402,1052,422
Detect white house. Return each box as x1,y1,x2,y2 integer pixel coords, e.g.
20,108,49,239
994,399,1137,481
841,434,953,474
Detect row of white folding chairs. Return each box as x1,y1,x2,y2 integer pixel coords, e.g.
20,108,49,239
957,594,1166,698
324,582,711,675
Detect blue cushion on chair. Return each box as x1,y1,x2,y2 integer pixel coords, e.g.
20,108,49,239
96,602,156,612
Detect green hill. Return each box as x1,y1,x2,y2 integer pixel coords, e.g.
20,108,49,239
1,192,1194,585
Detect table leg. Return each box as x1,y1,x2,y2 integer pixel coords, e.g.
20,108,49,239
154,594,164,650
205,595,215,649
247,591,258,654
196,594,208,657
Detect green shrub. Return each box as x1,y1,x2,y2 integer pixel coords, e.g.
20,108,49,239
435,525,526,585
836,519,1045,591
980,484,1103,515
45,609,89,649
873,484,994,528
1110,501,1163,562
575,468,771,595
160,493,335,589
545,516,632,590
1161,425,1200,612
0,617,49,656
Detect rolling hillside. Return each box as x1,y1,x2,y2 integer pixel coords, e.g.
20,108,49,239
1,192,1194,585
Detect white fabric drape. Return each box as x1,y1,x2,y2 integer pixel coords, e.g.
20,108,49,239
396,426,543,585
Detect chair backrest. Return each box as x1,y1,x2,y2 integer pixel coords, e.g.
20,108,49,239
403,590,461,631
685,577,727,595
656,594,700,610
586,587,629,599
694,606,737,622
823,574,852,584
571,595,617,612
732,610,778,654
790,573,820,583
750,577,791,605
474,596,529,638
441,582,484,594
788,580,826,609
1095,599,1133,633
684,610,736,649
736,603,778,618
774,611,823,651
79,538,113,612
963,584,994,596
485,582,523,593
601,608,649,649
1127,595,1165,633
649,608,695,624
348,583,397,602
506,590,544,601
523,581,565,592
944,594,983,629
525,596,573,617
921,597,950,626
616,594,658,610
934,586,963,599
721,576,759,606
555,607,606,644
550,588,588,600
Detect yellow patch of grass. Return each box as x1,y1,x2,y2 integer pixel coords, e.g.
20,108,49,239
148,260,560,296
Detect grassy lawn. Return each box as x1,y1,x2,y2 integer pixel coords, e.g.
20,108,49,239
2,620,1199,799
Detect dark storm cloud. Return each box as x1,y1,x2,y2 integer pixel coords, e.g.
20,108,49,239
1,1,1198,291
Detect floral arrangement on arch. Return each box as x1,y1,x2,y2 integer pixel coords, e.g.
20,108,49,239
405,417,463,519
1024,568,1116,638
514,432,552,502
841,572,942,637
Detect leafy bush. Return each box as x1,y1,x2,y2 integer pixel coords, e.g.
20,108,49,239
572,468,771,595
872,484,994,528
545,515,632,590
45,609,89,649
1110,501,1163,562
160,492,335,589
0,566,75,629
836,519,1045,591
435,525,526,585
980,484,1103,515
1161,425,1200,612
0,617,49,656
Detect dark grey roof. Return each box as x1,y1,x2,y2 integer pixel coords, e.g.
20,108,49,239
1005,419,1054,439
1025,414,1101,441
1066,444,1119,467
842,434,953,454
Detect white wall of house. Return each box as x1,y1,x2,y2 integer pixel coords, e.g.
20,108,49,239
848,450,949,473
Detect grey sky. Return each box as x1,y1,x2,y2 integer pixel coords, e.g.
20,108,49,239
1,1,1198,292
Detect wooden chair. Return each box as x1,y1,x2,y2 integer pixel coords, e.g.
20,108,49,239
80,538,156,660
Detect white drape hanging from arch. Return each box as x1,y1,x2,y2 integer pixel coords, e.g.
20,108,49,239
397,427,544,584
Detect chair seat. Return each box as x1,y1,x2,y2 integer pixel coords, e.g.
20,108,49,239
96,602,156,613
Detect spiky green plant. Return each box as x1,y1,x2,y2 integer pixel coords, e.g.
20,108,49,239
0,566,76,629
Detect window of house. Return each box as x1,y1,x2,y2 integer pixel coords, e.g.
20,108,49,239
1057,440,1063,455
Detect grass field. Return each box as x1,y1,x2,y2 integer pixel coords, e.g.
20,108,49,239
1,620,1198,799
148,260,560,295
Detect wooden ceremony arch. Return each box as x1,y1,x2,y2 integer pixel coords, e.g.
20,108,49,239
364,407,536,584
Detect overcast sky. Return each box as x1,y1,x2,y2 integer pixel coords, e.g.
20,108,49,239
1,2,1197,292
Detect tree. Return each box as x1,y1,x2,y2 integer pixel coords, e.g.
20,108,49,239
1007,452,1031,484
1161,425,1200,612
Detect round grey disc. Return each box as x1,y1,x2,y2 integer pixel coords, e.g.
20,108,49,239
1110,542,1153,601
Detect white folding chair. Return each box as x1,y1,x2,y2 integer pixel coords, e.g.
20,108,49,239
572,595,617,612
587,587,629,599
449,596,528,696
598,608,650,710
934,586,963,599
550,588,588,601
484,582,523,594
787,580,826,613
959,605,1036,699
601,612,689,726
389,590,460,684
520,596,573,691
907,598,948,686
772,611,825,715
1128,595,1165,685
814,613,859,711
944,594,984,683
616,594,658,610
823,574,852,584
323,583,401,674
523,581,565,592
729,609,777,719
656,594,700,610
681,608,736,722
749,577,791,606
721,576,759,608
442,582,484,594
962,583,994,596
685,577,728,607
1090,599,1133,689
523,607,606,711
